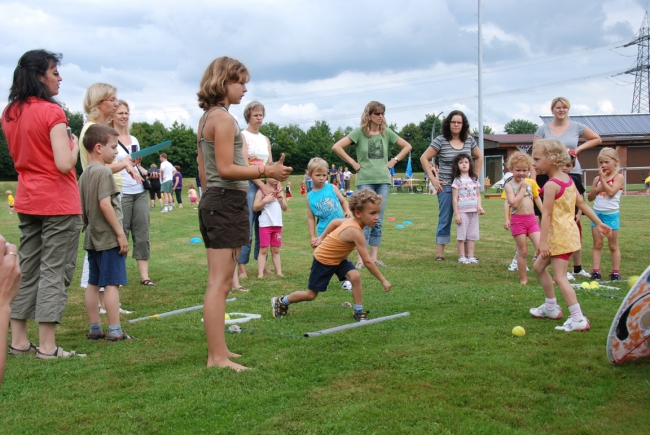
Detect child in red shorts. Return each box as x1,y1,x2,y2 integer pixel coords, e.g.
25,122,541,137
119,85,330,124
253,168,288,278
530,139,610,332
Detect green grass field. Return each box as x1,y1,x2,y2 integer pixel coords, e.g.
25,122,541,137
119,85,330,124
0,176,649,435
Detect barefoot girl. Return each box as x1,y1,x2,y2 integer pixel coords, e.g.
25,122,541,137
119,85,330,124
529,139,611,332
196,57,292,370
504,152,543,284
587,148,624,281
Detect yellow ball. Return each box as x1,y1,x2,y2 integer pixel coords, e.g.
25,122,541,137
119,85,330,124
628,276,640,288
581,282,591,289
512,326,526,337
225,314,230,320
590,281,600,289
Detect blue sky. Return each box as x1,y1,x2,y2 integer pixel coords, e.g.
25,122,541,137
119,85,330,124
0,0,646,133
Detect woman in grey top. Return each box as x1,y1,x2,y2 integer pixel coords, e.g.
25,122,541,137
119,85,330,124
532,96,601,183
533,97,601,279
420,110,483,261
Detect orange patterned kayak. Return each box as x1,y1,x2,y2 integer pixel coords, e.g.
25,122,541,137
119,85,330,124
607,266,650,364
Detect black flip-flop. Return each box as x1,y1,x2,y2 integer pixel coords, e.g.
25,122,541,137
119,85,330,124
435,256,445,261
140,279,156,286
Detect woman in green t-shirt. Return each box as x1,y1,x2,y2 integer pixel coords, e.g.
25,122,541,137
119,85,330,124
332,101,412,268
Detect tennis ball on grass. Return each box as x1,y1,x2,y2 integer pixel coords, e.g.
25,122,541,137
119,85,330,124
628,276,640,288
512,326,525,337
581,282,591,289
590,281,600,289
225,314,230,320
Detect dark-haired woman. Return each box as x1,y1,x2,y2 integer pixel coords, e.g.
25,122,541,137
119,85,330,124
420,110,483,261
196,57,292,371
332,101,412,268
1,50,84,359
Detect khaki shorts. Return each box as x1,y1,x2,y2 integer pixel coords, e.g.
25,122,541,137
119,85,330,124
12,214,83,323
199,188,249,249
161,180,173,193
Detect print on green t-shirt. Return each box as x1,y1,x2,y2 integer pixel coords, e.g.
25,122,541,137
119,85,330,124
368,138,385,159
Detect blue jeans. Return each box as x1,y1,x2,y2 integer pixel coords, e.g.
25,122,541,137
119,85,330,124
436,185,453,245
237,181,261,264
306,179,313,192
356,183,390,247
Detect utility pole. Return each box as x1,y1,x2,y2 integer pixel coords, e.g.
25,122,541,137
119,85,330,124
620,12,650,112
477,0,485,189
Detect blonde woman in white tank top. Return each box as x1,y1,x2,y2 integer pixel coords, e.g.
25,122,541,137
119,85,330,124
237,101,280,280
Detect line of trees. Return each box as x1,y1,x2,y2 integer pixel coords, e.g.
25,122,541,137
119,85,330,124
0,110,538,181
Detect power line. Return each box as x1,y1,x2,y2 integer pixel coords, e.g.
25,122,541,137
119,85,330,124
269,69,626,126
128,39,630,113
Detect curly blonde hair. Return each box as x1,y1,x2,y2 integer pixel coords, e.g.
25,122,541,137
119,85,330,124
360,101,386,137
197,57,250,110
506,151,532,171
533,139,571,168
83,83,117,122
349,189,382,212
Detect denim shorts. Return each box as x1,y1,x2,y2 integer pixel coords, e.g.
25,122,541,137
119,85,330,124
308,257,356,292
88,247,128,287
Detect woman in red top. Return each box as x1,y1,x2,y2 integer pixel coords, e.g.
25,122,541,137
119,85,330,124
1,50,84,359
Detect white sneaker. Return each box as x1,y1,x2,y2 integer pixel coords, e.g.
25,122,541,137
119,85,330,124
467,257,479,264
530,304,563,320
574,269,591,277
508,258,518,271
555,317,590,332
566,272,575,281
99,308,107,315
458,257,469,264
341,280,352,291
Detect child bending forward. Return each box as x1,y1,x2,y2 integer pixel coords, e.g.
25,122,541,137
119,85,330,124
271,189,391,322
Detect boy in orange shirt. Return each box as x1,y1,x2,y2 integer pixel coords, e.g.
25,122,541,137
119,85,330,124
271,189,391,321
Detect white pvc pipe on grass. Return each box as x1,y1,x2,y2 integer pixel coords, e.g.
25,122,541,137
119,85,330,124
303,312,410,337
128,298,237,323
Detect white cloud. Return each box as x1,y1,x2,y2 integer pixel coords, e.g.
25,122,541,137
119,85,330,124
602,0,646,30
597,99,615,113
461,22,532,56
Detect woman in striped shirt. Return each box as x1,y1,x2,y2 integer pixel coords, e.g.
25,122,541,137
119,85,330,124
420,110,483,261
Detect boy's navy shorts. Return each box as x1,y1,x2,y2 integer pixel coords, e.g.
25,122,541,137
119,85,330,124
308,257,356,292
87,247,128,287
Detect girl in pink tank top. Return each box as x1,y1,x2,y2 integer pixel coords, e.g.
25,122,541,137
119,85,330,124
529,139,611,332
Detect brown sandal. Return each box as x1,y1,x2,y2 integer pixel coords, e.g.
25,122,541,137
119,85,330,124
8,342,37,355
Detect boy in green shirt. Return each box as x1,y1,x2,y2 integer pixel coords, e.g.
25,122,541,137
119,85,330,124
79,124,133,341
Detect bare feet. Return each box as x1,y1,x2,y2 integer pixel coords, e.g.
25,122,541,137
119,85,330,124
257,274,264,279
276,273,285,277
239,272,248,278
520,281,528,285
263,268,274,275
227,351,241,358
207,358,249,371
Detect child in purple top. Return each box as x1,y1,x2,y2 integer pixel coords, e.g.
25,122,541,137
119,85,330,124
451,154,484,264
172,165,183,209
